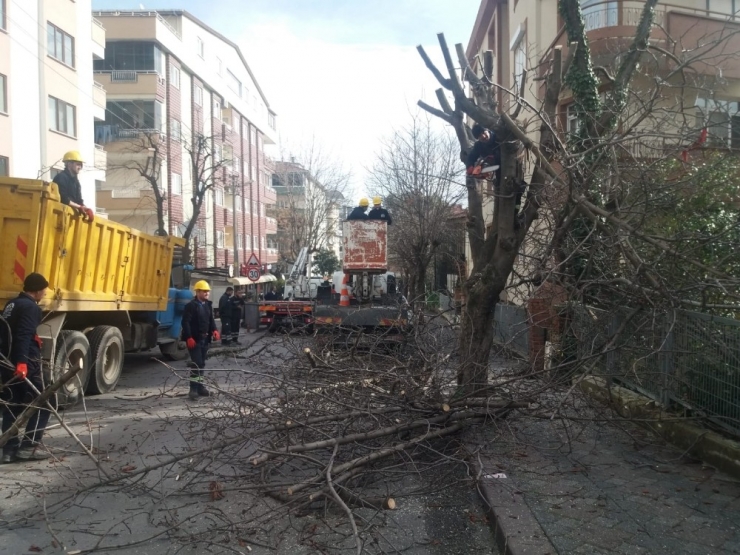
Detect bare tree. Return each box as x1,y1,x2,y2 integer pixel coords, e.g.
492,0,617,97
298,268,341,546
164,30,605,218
368,113,464,301
107,130,233,255
272,138,352,268
417,0,740,394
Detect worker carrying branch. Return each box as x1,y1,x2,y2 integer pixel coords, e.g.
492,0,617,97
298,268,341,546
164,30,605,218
347,198,369,220
367,197,392,225
53,151,95,221
465,124,501,182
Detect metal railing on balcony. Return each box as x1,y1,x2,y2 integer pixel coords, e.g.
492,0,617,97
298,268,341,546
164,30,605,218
95,124,162,144
110,70,137,82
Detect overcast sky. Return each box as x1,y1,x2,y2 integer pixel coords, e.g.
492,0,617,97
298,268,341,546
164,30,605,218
91,0,481,197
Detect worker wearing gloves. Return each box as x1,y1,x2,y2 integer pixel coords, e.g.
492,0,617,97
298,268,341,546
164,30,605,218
346,198,369,220
367,197,392,225
465,124,501,183
181,280,220,400
218,287,233,346
1,272,52,463
53,151,95,222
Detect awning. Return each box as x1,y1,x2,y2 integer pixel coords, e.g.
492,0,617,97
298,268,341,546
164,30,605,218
228,274,277,286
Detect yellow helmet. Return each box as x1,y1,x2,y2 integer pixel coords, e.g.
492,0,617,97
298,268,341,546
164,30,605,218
193,280,211,291
63,150,84,163
373,196,382,206
359,198,369,207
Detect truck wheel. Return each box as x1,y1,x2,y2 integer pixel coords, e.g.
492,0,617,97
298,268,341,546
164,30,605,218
52,331,91,408
159,340,189,361
86,326,124,395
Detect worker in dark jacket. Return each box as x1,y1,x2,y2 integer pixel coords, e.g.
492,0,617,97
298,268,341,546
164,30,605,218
347,198,369,220
181,280,220,400
218,287,233,346
367,197,392,225
1,272,52,463
229,289,245,344
465,124,501,183
52,151,95,221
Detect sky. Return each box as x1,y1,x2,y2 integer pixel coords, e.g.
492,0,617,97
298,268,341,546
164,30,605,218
91,0,482,197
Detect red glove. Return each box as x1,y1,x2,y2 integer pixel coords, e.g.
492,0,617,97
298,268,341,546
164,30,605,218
213,330,221,341
33,334,43,349
15,363,28,380
83,207,95,221
466,166,474,175
186,338,196,350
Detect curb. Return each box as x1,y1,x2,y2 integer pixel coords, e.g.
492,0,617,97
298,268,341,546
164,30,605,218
467,441,556,555
580,376,740,479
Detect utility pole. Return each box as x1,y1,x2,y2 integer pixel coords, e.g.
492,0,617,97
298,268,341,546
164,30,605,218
231,174,240,269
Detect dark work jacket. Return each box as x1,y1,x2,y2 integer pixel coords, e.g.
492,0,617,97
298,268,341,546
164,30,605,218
218,293,233,319
264,291,278,301
465,130,501,168
53,169,84,206
229,295,244,323
1,293,42,371
346,206,368,220
182,298,217,342
367,207,392,225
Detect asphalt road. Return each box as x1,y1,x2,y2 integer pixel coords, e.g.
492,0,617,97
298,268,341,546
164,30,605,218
0,330,500,555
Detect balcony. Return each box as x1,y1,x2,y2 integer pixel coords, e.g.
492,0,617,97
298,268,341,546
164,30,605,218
265,216,278,232
95,124,164,145
91,18,105,60
92,81,106,121
94,71,164,96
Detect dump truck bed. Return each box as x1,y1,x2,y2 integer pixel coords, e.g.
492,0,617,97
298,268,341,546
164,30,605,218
0,178,183,312
342,220,387,272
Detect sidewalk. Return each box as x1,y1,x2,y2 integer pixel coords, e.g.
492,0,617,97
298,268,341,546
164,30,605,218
470,402,740,555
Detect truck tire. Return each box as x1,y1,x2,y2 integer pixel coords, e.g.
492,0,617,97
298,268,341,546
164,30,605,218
159,340,189,361
52,331,91,408
86,326,124,395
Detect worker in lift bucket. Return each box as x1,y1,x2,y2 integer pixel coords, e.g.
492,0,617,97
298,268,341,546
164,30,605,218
346,198,369,220
368,197,392,225
53,151,95,222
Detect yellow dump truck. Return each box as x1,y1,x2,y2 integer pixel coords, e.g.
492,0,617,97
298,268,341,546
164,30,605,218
0,178,192,406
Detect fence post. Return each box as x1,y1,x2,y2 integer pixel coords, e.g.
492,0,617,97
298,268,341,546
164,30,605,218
660,311,675,407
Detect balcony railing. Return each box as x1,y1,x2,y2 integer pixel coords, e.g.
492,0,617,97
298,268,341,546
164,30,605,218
95,125,162,144
110,70,137,82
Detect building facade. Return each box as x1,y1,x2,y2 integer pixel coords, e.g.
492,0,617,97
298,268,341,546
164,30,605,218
0,0,106,206
93,10,278,270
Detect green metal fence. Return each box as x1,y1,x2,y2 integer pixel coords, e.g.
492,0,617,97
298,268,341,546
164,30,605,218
568,305,740,436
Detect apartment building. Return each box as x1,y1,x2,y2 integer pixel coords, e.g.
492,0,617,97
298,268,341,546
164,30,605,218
0,0,106,206
467,0,740,146
92,10,278,270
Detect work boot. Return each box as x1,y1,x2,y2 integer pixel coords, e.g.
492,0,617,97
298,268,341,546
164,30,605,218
2,448,18,464
15,444,50,461
188,384,199,401
197,384,210,397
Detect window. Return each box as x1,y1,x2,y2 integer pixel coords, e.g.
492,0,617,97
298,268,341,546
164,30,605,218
194,85,203,107
216,231,225,248
245,235,250,249
197,37,204,58
170,118,181,141
243,160,249,177
581,0,618,31
48,96,76,136
214,99,221,119
93,41,164,74
227,70,242,97
215,188,224,206
171,65,180,89
253,236,258,251
214,144,222,164
250,127,256,145
696,98,740,148
237,235,242,249
513,37,526,84
103,99,162,130
0,156,7,177
0,73,6,113
47,23,75,68
172,173,182,195
260,202,264,217
233,156,240,173
566,103,579,135
235,194,242,211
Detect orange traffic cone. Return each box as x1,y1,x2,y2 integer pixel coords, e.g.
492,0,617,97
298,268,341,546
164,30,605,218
339,274,350,307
